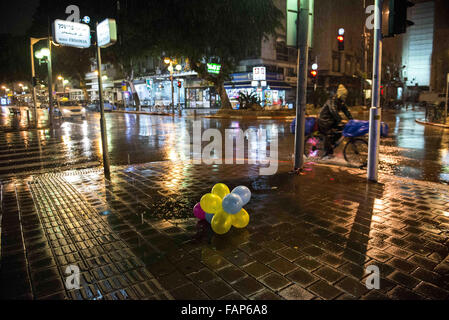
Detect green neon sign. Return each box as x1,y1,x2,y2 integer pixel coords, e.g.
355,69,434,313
207,63,222,74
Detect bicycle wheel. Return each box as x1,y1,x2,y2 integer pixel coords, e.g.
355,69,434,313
304,134,326,160
344,139,368,168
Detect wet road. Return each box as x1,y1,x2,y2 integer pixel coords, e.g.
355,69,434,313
0,106,448,184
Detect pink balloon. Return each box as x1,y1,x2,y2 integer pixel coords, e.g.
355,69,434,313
194,203,206,220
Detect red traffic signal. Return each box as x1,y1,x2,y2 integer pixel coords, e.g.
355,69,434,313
310,70,317,77
337,35,345,51
177,81,182,88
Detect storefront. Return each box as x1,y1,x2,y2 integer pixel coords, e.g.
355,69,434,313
185,79,220,109
225,72,291,109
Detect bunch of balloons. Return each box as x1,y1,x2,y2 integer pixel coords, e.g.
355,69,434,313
193,184,252,235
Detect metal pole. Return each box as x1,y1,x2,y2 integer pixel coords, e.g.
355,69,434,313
362,0,368,107
445,73,448,124
30,39,38,126
47,37,54,127
294,0,311,171
171,64,175,114
367,0,383,182
96,23,111,179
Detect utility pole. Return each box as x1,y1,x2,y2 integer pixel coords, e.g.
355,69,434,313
96,22,111,179
293,0,312,171
367,0,383,182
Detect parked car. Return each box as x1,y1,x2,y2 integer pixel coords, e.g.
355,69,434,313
87,100,117,112
55,100,87,120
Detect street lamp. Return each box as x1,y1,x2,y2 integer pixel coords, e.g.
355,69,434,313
34,46,54,125
164,58,175,114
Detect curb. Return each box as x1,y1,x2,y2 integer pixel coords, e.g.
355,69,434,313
415,119,449,129
205,115,296,120
111,110,174,117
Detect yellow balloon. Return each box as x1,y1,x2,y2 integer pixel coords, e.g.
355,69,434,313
211,211,232,235
232,209,250,229
200,193,222,214
211,183,230,199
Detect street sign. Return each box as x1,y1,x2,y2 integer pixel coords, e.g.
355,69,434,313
253,67,266,81
97,19,117,48
53,19,91,48
207,63,222,74
286,0,298,47
251,81,259,87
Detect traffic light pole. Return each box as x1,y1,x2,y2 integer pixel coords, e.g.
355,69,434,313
293,0,311,171
30,39,38,126
367,0,383,182
96,23,111,179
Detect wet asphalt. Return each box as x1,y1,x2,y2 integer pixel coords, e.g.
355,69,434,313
0,106,448,184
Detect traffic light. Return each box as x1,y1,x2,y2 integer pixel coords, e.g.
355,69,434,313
310,70,318,78
177,81,182,88
337,28,345,51
32,77,38,87
389,0,415,36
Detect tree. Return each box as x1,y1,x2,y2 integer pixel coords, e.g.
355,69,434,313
135,0,284,109
0,34,30,83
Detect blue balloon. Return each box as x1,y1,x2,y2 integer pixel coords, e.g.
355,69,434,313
205,213,214,224
232,186,252,206
222,193,243,215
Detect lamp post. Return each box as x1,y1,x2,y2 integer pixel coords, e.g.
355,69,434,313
35,46,54,127
164,58,175,114
176,64,182,109
57,76,64,92
30,37,47,126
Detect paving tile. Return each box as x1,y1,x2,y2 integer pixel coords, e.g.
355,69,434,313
217,266,247,284
170,283,208,300
294,256,321,271
259,273,291,292
277,247,303,262
200,279,234,300
387,271,420,289
279,284,315,300
251,290,283,300
335,277,369,298
414,282,449,300
387,286,425,300
286,268,319,287
308,280,344,300
242,262,272,279
267,258,297,276
232,276,266,297
252,249,279,264
313,266,345,284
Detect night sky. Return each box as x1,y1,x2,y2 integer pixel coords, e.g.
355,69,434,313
0,0,38,35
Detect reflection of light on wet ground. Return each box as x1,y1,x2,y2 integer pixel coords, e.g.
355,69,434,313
439,148,449,183
81,120,92,156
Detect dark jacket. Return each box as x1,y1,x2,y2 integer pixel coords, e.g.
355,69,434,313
318,97,353,132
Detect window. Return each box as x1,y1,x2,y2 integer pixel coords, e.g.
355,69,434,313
332,52,341,73
276,42,289,62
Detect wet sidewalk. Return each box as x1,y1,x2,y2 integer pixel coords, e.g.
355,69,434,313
1,162,449,300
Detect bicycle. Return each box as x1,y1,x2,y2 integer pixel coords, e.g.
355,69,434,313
304,129,369,168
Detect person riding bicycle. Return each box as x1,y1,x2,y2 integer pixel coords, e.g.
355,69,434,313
318,84,354,158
